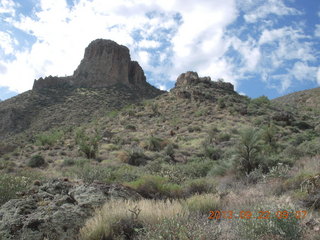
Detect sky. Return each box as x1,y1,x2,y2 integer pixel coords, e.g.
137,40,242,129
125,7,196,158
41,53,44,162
0,0,319,100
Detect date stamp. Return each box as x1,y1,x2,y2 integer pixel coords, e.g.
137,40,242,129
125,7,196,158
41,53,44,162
208,210,307,220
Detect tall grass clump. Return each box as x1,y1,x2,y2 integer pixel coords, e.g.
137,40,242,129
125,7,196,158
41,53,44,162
79,199,184,240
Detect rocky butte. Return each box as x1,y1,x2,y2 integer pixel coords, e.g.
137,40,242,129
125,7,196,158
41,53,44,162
33,39,155,92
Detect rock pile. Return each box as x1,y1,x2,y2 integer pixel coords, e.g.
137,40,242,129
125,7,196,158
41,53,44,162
172,71,235,101
0,179,141,240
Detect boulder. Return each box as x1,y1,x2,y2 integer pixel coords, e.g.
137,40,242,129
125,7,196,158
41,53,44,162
0,179,141,240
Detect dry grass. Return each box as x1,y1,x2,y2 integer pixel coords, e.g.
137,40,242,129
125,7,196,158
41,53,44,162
79,198,186,240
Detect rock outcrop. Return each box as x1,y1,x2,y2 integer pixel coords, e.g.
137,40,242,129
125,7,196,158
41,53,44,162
33,39,152,91
0,179,141,240
172,71,235,101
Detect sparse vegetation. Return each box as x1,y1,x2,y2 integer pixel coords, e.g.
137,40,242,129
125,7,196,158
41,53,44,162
28,154,45,168
75,128,102,159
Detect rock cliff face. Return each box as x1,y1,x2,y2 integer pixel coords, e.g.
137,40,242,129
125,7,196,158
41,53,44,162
33,39,150,90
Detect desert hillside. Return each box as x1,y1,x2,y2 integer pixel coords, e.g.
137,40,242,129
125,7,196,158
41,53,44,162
0,39,319,240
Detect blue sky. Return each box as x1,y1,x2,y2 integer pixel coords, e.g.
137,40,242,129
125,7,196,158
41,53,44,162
0,0,319,100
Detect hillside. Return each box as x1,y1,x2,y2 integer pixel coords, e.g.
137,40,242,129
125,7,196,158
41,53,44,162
273,88,320,127
0,39,319,240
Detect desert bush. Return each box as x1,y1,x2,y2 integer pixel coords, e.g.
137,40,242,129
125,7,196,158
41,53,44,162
297,138,320,157
35,130,63,147
267,163,290,179
179,158,213,178
75,128,101,159
184,193,220,215
150,163,187,184
245,167,265,184
125,124,136,130
145,136,168,151
235,128,262,174
187,126,201,132
62,158,76,166
106,110,119,119
283,145,305,161
67,162,111,183
261,124,277,148
118,148,149,166
126,175,183,199
207,158,234,177
28,155,45,168
217,97,226,109
0,173,29,205
216,132,231,142
203,145,222,160
183,178,216,196
164,143,175,158
0,143,16,155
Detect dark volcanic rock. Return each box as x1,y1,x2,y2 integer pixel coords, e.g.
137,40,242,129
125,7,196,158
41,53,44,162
33,39,154,91
175,71,234,92
0,179,141,240
172,71,235,101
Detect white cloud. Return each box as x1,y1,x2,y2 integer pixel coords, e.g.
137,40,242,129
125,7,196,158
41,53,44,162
137,51,150,66
139,40,160,49
243,0,301,23
0,31,16,55
317,68,320,85
315,25,320,37
0,0,18,16
291,61,318,81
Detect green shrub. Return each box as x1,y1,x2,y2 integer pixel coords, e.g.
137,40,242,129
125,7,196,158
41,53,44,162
123,148,149,166
35,130,63,147
75,128,101,159
0,173,29,205
184,194,220,215
62,158,76,166
217,98,226,109
250,95,270,106
187,126,201,132
216,132,231,142
68,163,111,184
125,124,136,131
180,158,213,178
127,175,183,199
297,138,320,157
203,145,222,160
236,128,262,174
145,136,167,151
106,110,119,118
28,155,45,168
183,178,216,196
207,159,233,177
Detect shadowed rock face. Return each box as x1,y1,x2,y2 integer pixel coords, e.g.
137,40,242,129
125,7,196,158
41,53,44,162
33,39,149,90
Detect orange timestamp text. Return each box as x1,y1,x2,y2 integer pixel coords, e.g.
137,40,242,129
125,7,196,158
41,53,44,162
208,210,307,220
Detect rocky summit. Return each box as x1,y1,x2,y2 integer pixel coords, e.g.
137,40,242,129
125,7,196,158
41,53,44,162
33,39,150,90
0,39,163,139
